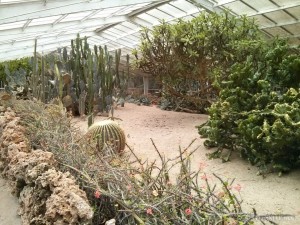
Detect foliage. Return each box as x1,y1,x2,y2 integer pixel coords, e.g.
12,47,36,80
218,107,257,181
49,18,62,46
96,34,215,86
134,11,261,112
10,99,289,225
0,57,32,86
199,39,300,172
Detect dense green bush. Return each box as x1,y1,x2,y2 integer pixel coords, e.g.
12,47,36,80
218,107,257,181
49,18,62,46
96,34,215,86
199,39,300,172
0,57,32,84
134,11,261,112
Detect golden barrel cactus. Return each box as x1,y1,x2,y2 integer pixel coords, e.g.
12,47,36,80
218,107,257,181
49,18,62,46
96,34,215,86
85,120,126,153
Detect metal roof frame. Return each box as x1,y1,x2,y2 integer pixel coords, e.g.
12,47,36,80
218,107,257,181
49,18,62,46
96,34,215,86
0,0,299,62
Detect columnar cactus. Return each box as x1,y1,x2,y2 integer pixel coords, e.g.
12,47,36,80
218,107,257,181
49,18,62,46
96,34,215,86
85,120,126,153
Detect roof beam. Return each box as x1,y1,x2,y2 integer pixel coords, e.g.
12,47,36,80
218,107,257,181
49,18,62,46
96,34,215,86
52,14,68,26
0,40,72,61
0,0,160,24
99,32,139,49
80,9,102,22
193,0,224,13
22,19,32,31
0,32,95,52
247,1,300,17
260,20,300,29
0,15,128,42
94,1,171,39
215,0,238,7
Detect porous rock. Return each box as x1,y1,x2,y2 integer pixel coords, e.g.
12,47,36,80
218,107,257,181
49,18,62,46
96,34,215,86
0,104,93,225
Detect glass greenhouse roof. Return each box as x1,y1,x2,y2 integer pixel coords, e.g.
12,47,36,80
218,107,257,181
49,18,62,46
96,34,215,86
0,0,299,62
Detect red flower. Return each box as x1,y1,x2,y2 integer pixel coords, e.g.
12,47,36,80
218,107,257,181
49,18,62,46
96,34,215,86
146,208,153,215
201,174,208,181
233,184,242,192
185,208,192,216
94,190,101,199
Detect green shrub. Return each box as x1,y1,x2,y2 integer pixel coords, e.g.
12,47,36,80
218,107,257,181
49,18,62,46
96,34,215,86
134,11,261,112
0,57,32,84
199,39,300,172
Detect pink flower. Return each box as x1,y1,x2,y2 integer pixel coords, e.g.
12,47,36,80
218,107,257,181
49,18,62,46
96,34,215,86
146,208,153,215
233,184,242,192
199,162,208,170
185,208,192,216
201,184,207,189
94,190,101,199
126,185,132,191
201,174,208,181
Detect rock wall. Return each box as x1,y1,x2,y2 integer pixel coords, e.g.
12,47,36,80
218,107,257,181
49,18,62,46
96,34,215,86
0,106,93,225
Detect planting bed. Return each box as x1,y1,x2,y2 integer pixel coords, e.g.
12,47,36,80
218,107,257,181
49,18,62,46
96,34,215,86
75,103,300,225
1,102,300,224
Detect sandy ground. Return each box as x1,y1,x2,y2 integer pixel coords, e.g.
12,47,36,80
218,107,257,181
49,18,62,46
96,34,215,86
1,102,299,225
0,177,21,225
74,103,300,225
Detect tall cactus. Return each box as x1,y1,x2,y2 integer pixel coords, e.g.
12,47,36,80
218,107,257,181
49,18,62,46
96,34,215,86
56,34,130,118
32,39,38,98
86,47,94,118
41,54,45,103
79,91,87,117
115,49,121,90
54,63,63,100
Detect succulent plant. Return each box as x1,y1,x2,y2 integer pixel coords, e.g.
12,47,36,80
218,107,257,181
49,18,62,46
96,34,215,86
79,91,87,117
85,120,126,153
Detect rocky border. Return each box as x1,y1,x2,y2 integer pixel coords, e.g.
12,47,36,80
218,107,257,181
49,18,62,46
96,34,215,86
0,106,93,225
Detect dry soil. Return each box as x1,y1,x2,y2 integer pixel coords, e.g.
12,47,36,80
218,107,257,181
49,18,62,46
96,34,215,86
75,103,300,225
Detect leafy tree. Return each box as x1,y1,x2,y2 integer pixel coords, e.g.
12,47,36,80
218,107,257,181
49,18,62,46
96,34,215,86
134,11,261,112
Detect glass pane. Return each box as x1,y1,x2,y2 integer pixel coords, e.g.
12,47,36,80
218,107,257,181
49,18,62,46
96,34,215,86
265,10,296,24
91,6,125,18
170,0,199,14
158,4,187,17
137,13,159,24
246,0,275,12
146,9,173,20
116,3,149,15
0,21,25,30
284,23,300,34
29,15,61,26
264,27,290,37
61,11,94,22
251,15,275,27
286,6,300,20
225,1,257,15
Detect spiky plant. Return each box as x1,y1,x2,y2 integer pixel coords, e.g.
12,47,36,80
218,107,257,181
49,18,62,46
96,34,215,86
85,120,126,153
